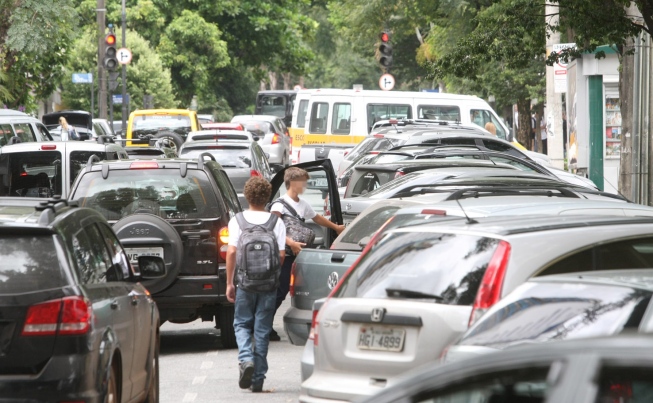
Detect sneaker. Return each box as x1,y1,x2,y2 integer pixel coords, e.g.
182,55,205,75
239,361,254,389
269,329,281,341
250,382,264,393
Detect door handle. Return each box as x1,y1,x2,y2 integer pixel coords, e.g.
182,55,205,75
331,253,346,263
110,300,119,310
131,296,138,306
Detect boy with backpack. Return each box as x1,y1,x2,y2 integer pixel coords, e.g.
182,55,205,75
269,167,344,340
226,177,286,392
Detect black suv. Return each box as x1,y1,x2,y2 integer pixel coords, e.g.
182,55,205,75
0,197,160,403
69,155,243,347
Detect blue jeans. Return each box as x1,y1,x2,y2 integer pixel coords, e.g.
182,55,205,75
233,288,276,384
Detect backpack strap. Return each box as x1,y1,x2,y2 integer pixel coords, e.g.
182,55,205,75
235,212,252,230
273,198,304,221
263,213,279,231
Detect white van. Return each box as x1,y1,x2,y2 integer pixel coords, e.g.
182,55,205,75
0,109,53,144
292,89,512,147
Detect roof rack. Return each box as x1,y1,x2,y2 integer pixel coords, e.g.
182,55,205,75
391,184,579,199
36,196,78,226
388,143,482,152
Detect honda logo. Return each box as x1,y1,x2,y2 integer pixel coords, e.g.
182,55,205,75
371,308,386,323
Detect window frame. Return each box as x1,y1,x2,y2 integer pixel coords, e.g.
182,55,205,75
297,100,309,128
309,102,329,134
366,103,412,132
331,103,352,135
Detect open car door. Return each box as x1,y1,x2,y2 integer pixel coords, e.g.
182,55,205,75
269,159,343,248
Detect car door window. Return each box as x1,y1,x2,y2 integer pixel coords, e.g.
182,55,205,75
208,164,240,214
12,123,36,142
98,223,133,279
418,105,461,121
483,139,525,159
331,103,351,134
309,102,329,134
72,227,110,285
415,366,551,403
297,100,309,128
367,104,412,132
70,151,109,188
470,109,507,139
0,124,15,146
36,123,52,141
538,237,653,277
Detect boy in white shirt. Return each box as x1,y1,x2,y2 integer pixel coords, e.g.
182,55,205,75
269,167,344,340
226,177,286,392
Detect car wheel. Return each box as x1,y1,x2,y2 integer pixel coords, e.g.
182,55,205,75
144,337,159,403
216,306,237,349
151,131,184,153
105,363,118,403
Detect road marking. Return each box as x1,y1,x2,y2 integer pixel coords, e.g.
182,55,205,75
200,361,214,369
192,375,206,385
182,392,197,402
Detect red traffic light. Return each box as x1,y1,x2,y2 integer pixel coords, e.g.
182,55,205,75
105,34,116,46
380,32,390,42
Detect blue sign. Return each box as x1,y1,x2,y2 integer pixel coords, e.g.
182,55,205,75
421,89,439,93
72,73,93,84
112,94,129,105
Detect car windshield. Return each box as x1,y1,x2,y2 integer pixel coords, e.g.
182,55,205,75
0,151,62,198
132,115,192,134
0,235,65,293
180,146,252,168
258,95,287,117
71,169,222,220
334,231,501,305
371,153,412,165
459,281,652,349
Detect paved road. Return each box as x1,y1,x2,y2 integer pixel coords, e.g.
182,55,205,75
160,300,304,403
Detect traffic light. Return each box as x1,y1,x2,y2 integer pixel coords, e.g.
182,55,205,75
103,33,118,71
378,31,393,69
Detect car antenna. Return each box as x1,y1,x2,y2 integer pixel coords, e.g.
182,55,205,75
454,198,478,224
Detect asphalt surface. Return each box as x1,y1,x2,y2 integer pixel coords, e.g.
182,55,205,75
160,299,304,403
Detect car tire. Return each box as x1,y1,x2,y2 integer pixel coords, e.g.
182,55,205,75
144,337,159,403
112,214,183,294
216,306,237,349
151,131,184,153
105,363,118,403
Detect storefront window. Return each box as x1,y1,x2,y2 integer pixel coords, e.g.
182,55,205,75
605,97,621,158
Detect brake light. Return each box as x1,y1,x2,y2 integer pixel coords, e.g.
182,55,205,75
289,262,298,296
22,296,91,336
373,133,384,138
250,170,262,177
130,161,159,169
421,209,447,215
41,144,57,150
272,133,281,144
607,382,633,400
394,171,405,179
344,151,349,157
469,240,511,326
308,308,320,346
218,227,229,261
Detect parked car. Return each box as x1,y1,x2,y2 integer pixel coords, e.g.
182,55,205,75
359,335,653,403
0,139,128,198
301,215,653,402
179,139,273,207
42,110,95,141
231,114,291,166
0,109,52,144
126,109,201,152
0,197,160,403
444,268,653,364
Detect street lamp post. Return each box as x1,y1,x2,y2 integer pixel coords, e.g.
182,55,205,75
121,0,128,132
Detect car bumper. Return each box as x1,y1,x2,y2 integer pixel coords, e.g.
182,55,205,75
154,274,228,314
301,341,315,383
0,353,103,403
283,305,312,346
301,370,397,402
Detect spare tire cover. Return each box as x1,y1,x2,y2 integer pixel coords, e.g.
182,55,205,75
113,214,183,294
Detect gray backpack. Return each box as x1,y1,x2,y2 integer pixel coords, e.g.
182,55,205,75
235,213,281,293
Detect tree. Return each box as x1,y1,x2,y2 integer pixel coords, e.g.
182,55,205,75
60,29,175,113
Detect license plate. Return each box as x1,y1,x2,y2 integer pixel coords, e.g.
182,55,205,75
357,326,405,352
125,247,164,264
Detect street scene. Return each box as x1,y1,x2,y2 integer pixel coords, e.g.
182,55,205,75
4,1,653,403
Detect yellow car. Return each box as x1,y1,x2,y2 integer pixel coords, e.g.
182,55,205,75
126,109,201,152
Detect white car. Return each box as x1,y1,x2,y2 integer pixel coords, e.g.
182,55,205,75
231,114,291,166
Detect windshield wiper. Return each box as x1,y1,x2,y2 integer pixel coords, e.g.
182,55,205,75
386,288,444,301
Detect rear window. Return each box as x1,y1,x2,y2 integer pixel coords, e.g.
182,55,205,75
242,121,274,135
0,235,65,293
70,151,114,188
367,104,412,132
0,151,62,198
132,114,191,132
340,206,400,245
351,170,394,197
417,105,461,121
258,95,287,117
180,146,251,168
459,282,651,349
334,231,501,305
71,169,222,220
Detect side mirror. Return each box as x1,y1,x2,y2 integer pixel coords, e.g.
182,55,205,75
253,136,260,142
265,152,271,159
358,236,371,248
138,255,166,279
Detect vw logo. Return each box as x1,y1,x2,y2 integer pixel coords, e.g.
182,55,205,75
371,308,386,323
327,271,339,289
345,203,352,211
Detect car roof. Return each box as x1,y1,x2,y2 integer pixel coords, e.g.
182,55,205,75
0,109,30,118
352,158,517,172
0,141,123,153
377,124,488,137
257,90,297,95
0,197,103,229
130,109,196,117
393,214,653,237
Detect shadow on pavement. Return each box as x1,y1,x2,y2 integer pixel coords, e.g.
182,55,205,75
160,325,229,355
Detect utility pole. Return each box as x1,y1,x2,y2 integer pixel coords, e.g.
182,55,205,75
545,1,565,170
121,0,128,131
97,0,106,119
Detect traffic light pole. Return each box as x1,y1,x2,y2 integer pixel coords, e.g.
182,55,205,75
97,0,106,119
121,0,127,132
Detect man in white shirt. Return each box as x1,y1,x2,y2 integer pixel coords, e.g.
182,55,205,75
226,177,286,392
269,167,344,340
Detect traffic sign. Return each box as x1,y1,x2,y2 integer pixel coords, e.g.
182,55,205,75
117,48,132,65
72,73,93,84
293,85,302,91
112,94,130,105
379,73,395,91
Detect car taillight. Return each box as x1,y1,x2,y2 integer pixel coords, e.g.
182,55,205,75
250,170,262,177
606,382,633,400
297,149,301,162
343,151,349,157
394,171,405,179
130,161,159,169
289,262,298,296
469,240,511,326
218,227,229,260
41,144,57,150
421,209,447,216
22,296,91,336
272,133,281,144
308,307,320,346
373,133,384,138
